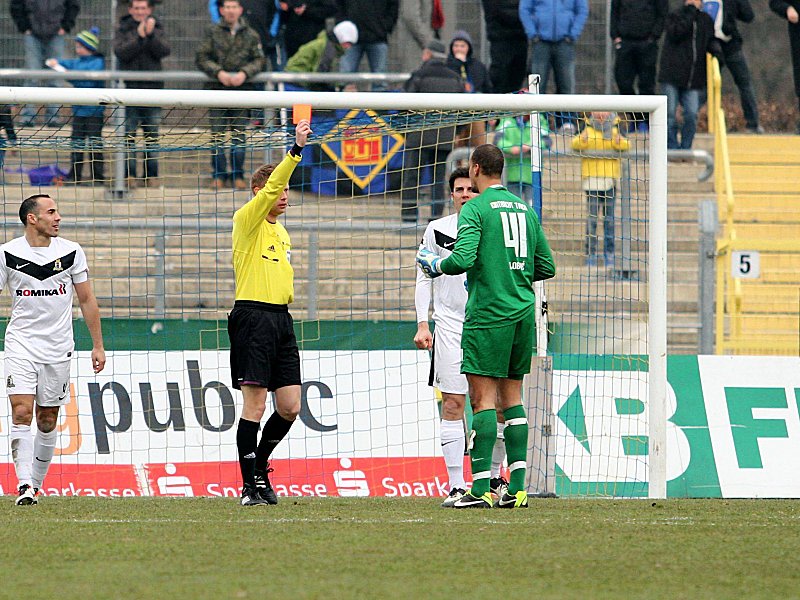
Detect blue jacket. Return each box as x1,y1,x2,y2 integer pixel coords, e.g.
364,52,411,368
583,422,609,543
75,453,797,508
58,54,106,118
519,0,589,42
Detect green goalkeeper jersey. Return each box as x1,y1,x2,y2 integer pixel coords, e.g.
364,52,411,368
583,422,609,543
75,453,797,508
439,185,556,329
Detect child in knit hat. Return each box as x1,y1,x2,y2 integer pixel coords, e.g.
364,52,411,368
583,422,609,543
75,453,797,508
46,27,106,184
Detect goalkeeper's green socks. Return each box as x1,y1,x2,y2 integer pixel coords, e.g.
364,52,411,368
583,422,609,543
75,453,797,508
503,404,529,494
468,409,497,496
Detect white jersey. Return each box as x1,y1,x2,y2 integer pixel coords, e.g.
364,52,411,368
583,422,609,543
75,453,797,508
415,213,467,335
0,236,89,363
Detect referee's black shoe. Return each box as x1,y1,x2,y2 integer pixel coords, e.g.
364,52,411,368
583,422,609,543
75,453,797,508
241,484,268,506
255,464,278,505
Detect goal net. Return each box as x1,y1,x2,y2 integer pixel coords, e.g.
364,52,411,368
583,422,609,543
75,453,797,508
0,87,667,499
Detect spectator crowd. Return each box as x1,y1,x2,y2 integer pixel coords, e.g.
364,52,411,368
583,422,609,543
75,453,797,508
2,0,786,190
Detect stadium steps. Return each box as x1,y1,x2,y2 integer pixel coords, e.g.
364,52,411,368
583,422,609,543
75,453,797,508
726,193,800,222
89,280,659,322
727,254,800,285
669,312,703,349
719,336,800,355
729,166,800,194
91,276,423,314
735,284,800,312
716,134,800,353
734,315,800,337
661,141,717,353
644,135,736,352
725,136,800,194
0,138,716,354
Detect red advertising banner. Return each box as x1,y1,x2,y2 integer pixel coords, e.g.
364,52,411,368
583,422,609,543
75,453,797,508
0,457,472,499
0,464,141,497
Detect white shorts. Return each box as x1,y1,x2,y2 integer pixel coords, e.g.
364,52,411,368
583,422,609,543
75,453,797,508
5,357,71,407
430,327,468,395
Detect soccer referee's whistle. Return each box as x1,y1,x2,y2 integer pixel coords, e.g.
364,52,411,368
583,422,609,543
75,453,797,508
292,104,312,124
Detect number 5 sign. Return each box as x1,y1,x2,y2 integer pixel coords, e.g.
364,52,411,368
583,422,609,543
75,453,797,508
731,251,760,279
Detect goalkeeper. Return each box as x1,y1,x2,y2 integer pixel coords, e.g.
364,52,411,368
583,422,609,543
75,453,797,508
228,119,311,506
417,144,555,509
414,167,510,508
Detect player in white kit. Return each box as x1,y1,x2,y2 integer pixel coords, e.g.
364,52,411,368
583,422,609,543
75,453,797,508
2,194,105,505
414,168,508,507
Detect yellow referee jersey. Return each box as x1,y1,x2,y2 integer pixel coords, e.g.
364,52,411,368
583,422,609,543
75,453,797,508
232,152,301,304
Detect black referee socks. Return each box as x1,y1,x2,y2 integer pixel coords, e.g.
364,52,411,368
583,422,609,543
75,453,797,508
236,418,260,487
256,411,294,471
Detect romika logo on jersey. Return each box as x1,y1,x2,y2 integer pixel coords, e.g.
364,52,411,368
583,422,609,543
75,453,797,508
16,284,67,296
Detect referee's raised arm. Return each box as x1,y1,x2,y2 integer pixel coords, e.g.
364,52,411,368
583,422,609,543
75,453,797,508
233,120,312,233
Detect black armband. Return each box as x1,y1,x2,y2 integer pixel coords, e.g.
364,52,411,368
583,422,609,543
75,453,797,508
289,144,303,157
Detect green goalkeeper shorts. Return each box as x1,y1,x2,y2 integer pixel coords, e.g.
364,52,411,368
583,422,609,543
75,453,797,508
461,315,534,380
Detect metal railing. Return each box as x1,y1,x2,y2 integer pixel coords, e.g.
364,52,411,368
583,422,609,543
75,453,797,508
0,69,411,87
0,69,412,198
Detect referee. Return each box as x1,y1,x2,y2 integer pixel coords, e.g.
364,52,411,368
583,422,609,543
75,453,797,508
228,120,311,506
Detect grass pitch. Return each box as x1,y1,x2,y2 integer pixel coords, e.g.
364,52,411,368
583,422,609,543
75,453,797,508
1,497,799,599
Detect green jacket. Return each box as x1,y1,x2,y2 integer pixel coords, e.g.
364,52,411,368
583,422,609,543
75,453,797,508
195,19,266,90
285,29,344,90
495,114,551,185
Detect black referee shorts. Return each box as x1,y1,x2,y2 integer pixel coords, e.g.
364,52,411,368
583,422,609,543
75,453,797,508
227,300,301,391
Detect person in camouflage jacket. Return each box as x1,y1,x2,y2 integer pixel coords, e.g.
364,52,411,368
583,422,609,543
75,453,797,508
196,0,266,190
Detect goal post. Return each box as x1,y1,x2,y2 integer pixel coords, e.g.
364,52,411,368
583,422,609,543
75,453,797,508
0,86,667,499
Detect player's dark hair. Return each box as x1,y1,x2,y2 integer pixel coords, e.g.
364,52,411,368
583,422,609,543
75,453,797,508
217,0,240,7
129,0,155,6
250,163,276,194
471,144,504,178
448,166,471,193
19,194,50,225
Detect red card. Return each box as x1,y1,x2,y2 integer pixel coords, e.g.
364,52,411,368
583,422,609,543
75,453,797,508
292,104,312,124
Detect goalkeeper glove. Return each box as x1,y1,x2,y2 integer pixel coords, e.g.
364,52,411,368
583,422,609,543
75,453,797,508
416,248,443,278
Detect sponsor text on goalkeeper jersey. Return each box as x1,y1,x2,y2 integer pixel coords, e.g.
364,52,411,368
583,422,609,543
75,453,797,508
439,185,555,328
